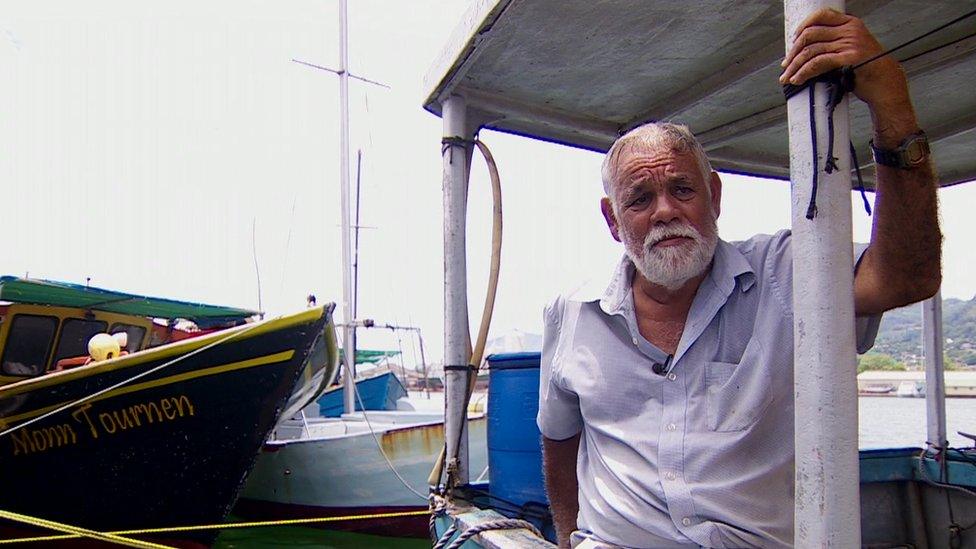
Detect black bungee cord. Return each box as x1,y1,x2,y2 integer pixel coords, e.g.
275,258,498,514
782,66,856,219
782,7,976,220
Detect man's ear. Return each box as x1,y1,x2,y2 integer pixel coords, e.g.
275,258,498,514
601,197,622,242
709,171,722,219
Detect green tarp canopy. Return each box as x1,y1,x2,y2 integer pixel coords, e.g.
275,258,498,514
0,276,259,327
339,349,402,365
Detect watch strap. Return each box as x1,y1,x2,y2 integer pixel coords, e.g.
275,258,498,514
871,131,929,169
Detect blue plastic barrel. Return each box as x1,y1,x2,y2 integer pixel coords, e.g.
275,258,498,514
487,352,548,506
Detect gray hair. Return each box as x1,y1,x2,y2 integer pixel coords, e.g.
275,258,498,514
601,122,713,197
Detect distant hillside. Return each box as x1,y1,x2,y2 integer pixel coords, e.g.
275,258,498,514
873,296,976,368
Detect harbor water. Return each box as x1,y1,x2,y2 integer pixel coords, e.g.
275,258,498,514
859,395,976,448
216,396,976,547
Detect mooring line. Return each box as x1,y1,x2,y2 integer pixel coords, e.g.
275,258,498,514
0,509,431,544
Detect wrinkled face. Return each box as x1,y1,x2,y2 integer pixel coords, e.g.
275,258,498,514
601,146,721,290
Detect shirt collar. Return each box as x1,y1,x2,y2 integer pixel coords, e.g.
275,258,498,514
571,239,756,315
710,238,757,296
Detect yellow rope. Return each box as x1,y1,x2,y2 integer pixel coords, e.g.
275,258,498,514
0,509,431,544
0,509,173,548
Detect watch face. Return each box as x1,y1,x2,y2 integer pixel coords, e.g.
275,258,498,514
871,132,929,169
905,138,929,165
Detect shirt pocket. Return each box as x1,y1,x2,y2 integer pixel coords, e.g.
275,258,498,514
705,344,773,432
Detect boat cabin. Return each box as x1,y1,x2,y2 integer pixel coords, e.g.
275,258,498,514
0,276,259,384
0,303,152,380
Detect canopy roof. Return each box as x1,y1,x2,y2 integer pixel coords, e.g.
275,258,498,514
340,349,402,365
0,276,259,327
424,0,976,188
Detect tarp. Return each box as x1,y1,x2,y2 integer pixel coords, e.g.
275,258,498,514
338,349,402,365
0,276,258,327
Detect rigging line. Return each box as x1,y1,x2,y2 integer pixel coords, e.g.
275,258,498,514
850,142,872,215
278,194,298,300
392,315,408,383
853,7,976,70
252,217,263,314
917,448,976,498
0,509,172,549
442,519,543,549
351,376,428,501
0,510,434,544
364,88,374,149
899,29,976,66
0,321,263,439
407,318,420,379
289,59,391,89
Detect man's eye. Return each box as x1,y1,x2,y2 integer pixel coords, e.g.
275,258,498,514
629,195,649,207
674,186,694,198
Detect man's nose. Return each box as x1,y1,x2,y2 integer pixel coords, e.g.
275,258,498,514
651,194,681,225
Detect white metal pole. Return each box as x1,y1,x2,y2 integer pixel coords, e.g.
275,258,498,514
784,1,861,546
442,94,472,485
338,0,356,416
924,291,948,449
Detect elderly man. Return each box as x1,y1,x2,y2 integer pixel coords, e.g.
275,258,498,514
538,8,942,549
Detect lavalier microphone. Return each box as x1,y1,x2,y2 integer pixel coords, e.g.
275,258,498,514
652,354,675,376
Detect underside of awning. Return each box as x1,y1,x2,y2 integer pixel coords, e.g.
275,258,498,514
423,0,976,188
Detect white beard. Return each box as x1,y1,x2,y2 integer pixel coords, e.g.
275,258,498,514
622,217,718,291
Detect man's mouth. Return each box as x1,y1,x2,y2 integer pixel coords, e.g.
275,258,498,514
652,235,692,248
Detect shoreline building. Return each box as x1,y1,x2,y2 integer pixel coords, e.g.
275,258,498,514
857,370,976,398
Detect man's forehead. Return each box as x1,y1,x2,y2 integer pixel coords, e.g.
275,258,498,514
615,140,691,162
613,145,701,181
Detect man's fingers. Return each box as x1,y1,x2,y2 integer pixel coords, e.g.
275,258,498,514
780,42,842,83
783,24,845,67
777,10,902,106
786,52,848,85
792,7,851,40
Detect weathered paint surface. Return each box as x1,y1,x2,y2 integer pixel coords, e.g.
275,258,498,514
241,417,488,509
442,94,477,485
785,0,861,546
380,419,444,457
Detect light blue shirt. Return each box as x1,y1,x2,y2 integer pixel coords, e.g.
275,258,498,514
537,230,881,548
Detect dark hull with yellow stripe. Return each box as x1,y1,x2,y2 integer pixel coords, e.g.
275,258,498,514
0,307,333,546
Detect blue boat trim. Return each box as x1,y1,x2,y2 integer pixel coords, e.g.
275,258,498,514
860,447,976,487
316,370,407,417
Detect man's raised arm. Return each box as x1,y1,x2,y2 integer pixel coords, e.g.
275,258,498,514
780,8,942,315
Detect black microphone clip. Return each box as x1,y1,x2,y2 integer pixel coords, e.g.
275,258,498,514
652,354,674,376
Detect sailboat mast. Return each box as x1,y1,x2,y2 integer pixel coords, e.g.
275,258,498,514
351,150,363,372
338,0,356,415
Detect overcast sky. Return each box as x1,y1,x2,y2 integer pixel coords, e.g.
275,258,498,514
3,1,974,364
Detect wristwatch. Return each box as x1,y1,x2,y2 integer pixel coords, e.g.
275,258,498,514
871,131,930,169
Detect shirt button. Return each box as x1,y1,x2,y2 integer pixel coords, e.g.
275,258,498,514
632,337,638,345
666,423,676,431
682,517,693,526
665,471,676,481
666,372,677,381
